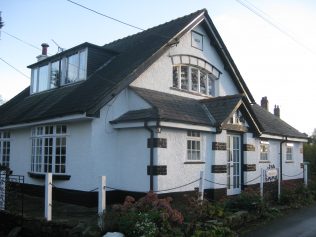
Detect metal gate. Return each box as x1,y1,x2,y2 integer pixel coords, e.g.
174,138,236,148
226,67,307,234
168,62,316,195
0,170,24,216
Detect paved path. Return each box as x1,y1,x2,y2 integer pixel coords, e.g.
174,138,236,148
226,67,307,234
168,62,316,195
242,203,316,237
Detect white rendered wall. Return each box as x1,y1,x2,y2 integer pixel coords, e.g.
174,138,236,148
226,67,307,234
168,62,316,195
131,24,239,98
155,127,211,193
282,142,304,180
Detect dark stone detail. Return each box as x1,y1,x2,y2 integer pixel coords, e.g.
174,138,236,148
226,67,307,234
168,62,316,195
301,163,304,169
211,165,227,173
222,124,248,132
147,138,167,148
184,161,205,164
243,144,255,151
243,164,256,172
300,147,303,154
28,172,71,180
212,142,227,150
147,165,167,175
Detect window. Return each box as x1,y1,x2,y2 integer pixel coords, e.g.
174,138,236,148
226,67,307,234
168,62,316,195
30,49,87,94
0,131,10,168
31,125,67,174
191,31,203,50
229,111,243,125
172,65,217,96
260,141,269,161
187,130,201,161
286,143,293,161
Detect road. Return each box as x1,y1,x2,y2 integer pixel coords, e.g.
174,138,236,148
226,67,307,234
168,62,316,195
241,203,316,237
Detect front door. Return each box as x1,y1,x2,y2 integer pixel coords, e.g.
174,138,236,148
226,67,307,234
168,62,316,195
227,135,241,195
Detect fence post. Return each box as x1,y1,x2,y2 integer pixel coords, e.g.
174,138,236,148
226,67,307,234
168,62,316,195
277,168,281,201
304,163,308,187
45,173,52,221
260,168,264,199
199,171,204,201
98,176,106,214
0,170,6,211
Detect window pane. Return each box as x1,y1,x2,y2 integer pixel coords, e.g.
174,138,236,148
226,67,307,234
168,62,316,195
173,66,179,88
208,74,215,96
181,66,189,90
200,71,207,94
66,54,79,84
38,65,49,92
31,68,38,93
50,61,60,88
78,50,87,81
191,68,198,91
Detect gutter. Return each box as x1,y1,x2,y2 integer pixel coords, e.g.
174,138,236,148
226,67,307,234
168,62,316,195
280,137,288,182
144,121,154,191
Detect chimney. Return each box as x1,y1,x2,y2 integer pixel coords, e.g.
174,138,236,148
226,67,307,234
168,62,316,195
36,43,49,61
274,105,280,118
260,96,269,111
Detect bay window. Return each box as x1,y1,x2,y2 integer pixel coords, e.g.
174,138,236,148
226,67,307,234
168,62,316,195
172,64,217,96
31,125,67,174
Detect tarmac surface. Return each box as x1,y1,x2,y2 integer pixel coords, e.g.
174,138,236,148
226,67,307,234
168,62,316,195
242,203,316,237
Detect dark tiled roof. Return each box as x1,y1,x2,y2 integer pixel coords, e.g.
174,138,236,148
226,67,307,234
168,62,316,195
111,108,158,123
251,104,307,139
201,95,242,126
0,9,205,127
129,87,212,126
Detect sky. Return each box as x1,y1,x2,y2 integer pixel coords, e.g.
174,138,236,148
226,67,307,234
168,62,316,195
0,0,315,135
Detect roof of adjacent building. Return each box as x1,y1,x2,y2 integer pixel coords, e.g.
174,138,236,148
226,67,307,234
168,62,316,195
251,104,306,139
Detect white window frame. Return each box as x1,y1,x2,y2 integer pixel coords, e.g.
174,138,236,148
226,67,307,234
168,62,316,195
286,143,293,161
187,130,201,161
172,64,217,96
30,125,67,174
260,141,269,161
30,48,88,94
0,131,10,168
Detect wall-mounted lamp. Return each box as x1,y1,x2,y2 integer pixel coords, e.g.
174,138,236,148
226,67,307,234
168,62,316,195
156,127,162,133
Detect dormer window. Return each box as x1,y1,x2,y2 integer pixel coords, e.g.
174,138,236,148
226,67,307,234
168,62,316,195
31,49,87,94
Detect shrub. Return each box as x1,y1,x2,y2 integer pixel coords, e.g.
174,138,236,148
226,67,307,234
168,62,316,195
224,188,266,214
103,192,184,236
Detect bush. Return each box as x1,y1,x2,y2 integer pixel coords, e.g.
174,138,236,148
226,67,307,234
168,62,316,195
279,182,315,207
224,188,266,214
103,192,184,236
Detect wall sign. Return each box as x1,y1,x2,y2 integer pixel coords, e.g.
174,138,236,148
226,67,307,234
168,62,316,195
265,164,278,182
191,31,203,50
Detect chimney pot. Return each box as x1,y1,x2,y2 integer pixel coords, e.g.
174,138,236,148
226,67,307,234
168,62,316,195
261,96,269,111
274,105,280,118
41,43,49,56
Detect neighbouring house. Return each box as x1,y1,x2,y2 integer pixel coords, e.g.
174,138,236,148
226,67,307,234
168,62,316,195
0,9,307,205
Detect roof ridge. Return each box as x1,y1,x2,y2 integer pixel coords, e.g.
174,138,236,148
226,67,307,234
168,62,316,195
103,9,206,50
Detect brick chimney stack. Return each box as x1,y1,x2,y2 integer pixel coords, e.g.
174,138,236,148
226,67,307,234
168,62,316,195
274,105,280,118
261,96,269,111
36,43,49,61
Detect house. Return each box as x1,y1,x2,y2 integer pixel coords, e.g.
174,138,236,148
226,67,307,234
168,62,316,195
0,9,307,205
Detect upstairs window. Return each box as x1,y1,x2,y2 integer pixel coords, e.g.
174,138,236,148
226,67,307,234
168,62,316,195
0,131,10,168
31,125,67,174
173,65,217,96
31,49,87,94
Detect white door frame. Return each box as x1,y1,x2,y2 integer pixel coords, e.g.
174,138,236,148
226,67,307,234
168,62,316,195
227,134,241,195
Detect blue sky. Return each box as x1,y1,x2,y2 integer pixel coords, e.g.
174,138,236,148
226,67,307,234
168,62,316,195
0,0,315,135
